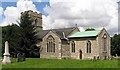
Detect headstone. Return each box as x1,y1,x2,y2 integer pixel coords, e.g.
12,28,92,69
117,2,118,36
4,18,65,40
14,53,17,58
17,53,22,62
104,56,107,60
2,41,11,64
93,56,96,60
115,54,118,57
22,53,26,61
97,56,100,60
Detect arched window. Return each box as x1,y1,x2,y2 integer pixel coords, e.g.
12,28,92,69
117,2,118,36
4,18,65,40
103,34,107,51
86,41,91,53
47,35,55,52
71,41,75,53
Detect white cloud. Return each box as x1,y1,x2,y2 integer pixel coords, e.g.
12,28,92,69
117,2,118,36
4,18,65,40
0,7,3,15
17,0,37,13
43,0,118,36
0,0,38,26
1,7,20,26
0,0,118,36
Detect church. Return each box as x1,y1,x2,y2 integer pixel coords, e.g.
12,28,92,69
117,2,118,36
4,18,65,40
28,10,111,60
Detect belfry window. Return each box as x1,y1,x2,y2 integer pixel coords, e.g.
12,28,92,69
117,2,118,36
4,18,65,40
86,41,91,53
71,41,75,53
47,35,55,52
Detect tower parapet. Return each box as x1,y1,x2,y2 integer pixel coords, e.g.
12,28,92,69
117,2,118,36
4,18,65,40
24,10,43,31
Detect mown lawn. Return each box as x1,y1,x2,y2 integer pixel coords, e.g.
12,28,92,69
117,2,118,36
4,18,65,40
0,57,2,69
2,58,119,68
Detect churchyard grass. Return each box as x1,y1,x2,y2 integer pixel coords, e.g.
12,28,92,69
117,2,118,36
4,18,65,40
0,57,2,69
2,58,119,68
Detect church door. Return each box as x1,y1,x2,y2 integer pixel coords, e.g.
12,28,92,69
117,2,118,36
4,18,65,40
79,50,82,59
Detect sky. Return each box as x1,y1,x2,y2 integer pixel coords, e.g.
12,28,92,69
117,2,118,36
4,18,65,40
0,0,119,36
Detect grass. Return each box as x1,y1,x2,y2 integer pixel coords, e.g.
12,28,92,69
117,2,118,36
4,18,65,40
2,58,119,68
0,62,1,70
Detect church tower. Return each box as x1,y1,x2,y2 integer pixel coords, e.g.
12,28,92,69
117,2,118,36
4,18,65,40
28,10,43,31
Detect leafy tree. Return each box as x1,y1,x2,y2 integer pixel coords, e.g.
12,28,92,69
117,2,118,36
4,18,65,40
85,28,95,31
111,34,120,56
2,24,21,57
18,11,40,58
2,11,40,58
0,27,2,56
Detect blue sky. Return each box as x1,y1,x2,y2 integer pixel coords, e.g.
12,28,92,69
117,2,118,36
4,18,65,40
1,2,50,16
0,1,50,24
0,0,119,36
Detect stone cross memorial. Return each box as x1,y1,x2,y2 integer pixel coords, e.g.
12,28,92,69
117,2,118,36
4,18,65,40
2,41,11,64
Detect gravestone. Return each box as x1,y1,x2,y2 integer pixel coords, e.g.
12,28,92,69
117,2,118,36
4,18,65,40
116,54,118,57
17,53,22,62
93,56,96,60
97,56,100,60
22,53,26,61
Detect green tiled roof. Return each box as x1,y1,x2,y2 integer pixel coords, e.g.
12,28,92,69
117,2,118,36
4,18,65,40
68,30,100,38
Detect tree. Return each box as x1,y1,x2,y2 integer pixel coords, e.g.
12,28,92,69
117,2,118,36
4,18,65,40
18,11,40,58
2,24,21,57
111,34,120,56
0,27,2,56
85,28,95,31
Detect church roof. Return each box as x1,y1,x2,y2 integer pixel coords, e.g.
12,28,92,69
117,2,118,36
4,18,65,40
52,27,77,38
38,27,78,39
68,30,100,38
37,30,49,39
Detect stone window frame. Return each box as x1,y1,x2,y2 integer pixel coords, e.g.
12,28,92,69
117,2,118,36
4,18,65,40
71,41,75,53
102,34,107,52
86,40,91,53
46,35,55,53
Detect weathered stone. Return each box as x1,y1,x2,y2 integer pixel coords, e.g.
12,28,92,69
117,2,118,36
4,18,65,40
27,9,111,60
2,41,11,64
17,53,22,62
22,53,26,61
93,56,96,60
39,28,111,60
97,56,100,60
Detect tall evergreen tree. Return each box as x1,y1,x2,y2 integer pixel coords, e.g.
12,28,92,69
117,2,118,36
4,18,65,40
18,11,40,57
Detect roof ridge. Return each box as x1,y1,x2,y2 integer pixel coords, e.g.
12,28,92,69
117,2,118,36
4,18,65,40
45,27,76,30
85,30,100,32
68,30,100,38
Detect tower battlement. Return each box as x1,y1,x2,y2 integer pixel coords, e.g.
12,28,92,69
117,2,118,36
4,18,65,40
26,10,43,31
28,10,42,18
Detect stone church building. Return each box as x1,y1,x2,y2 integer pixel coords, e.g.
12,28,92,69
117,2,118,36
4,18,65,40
28,10,111,60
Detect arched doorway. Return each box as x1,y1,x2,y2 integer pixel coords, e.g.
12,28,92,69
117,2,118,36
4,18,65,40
79,49,82,59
